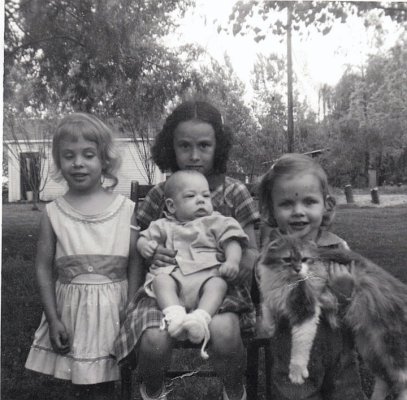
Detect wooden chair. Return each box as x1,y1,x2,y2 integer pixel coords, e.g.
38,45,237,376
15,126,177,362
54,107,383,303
120,181,272,400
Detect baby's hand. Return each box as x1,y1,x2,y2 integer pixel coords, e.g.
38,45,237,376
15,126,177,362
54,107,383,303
140,240,158,259
328,261,355,302
49,319,70,354
219,261,239,281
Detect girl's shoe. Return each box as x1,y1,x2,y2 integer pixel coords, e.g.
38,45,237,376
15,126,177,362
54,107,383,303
222,385,247,400
183,309,211,359
140,383,167,400
161,305,187,339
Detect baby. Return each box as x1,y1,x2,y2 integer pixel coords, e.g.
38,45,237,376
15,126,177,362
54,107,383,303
137,170,248,358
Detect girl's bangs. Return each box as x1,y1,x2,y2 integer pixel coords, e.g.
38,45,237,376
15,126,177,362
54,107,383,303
58,121,100,144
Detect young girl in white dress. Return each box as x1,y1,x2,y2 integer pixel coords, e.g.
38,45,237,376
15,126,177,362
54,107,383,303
25,113,139,399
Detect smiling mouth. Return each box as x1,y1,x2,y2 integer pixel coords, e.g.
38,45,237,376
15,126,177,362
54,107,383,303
289,222,309,229
186,166,203,170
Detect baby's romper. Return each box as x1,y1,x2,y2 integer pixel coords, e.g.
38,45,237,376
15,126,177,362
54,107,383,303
25,195,135,384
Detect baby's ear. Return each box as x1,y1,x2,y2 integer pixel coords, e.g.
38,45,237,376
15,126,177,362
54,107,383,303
165,198,176,215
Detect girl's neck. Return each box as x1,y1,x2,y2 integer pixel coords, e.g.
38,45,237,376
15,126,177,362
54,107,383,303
205,172,224,191
64,186,117,215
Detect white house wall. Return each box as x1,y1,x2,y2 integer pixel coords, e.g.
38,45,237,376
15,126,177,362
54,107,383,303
7,139,165,202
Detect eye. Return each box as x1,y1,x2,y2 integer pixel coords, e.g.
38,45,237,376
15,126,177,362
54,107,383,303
282,257,292,263
62,152,74,160
84,152,96,159
301,257,309,263
304,197,319,205
278,200,292,208
199,142,211,149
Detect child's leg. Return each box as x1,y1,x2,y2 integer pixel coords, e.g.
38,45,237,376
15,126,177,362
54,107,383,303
152,273,180,310
153,274,187,339
198,277,228,316
183,277,228,359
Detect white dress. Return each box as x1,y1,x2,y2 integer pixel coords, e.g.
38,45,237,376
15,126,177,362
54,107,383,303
25,195,135,384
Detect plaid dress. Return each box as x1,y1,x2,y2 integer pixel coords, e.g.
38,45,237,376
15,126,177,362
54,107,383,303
114,175,260,363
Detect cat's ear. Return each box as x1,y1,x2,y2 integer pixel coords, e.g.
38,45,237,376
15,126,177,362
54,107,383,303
261,237,283,264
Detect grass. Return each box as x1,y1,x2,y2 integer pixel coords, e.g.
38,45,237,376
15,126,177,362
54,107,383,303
2,202,407,399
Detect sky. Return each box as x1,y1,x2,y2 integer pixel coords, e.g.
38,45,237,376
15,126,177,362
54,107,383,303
167,0,404,111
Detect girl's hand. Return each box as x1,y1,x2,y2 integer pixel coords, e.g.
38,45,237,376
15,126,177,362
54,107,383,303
49,320,70,354
151,245,177,268
328,261,355,302
219,261,239,282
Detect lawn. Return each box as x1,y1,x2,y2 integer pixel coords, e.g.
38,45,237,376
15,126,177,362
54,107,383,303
2,202,407,400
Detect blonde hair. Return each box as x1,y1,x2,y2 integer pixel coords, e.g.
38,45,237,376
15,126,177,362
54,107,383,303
52,113,121,188
258,153,336,228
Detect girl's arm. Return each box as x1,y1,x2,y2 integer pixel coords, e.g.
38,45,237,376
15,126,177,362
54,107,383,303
237,223,259,284
35,210,69,354
127,214,147,304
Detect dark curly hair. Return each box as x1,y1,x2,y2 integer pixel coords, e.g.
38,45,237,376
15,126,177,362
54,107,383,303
152,100,233,173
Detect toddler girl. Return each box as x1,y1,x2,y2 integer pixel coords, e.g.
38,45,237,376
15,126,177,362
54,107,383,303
115,100,259,400
25,113,139,400
257,153,367,400
138,170,248,359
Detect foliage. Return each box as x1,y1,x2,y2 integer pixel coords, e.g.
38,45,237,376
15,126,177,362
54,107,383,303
227,1,407,40
4,0,197,183
321,37,407,187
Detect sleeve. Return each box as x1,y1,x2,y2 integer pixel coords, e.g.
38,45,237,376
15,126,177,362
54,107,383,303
136,184,165,230
139,219,166,245
215,216,249,249
229,181,260,228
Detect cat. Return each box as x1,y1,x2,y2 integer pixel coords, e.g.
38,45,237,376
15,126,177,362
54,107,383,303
257,235,407,400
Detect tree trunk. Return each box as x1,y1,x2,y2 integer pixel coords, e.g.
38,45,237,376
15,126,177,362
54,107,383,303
286,3,294,152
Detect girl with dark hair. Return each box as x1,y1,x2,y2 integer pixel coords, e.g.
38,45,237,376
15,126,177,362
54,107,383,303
115,100,259,400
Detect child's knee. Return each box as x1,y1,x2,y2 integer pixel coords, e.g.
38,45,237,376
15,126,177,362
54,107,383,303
203,276,227,294
153,273,177,290
139,328,172,356
210,313,242,353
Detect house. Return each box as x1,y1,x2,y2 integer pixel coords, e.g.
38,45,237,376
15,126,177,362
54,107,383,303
4,120,166,202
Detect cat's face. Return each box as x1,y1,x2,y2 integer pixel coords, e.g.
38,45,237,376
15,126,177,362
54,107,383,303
260,236,325,281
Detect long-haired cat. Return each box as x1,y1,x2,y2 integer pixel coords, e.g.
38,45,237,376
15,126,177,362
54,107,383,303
257,235,407,400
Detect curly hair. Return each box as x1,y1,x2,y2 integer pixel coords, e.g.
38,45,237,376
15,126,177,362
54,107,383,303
52,113,121,188
152,100,233,174
257,153,336,228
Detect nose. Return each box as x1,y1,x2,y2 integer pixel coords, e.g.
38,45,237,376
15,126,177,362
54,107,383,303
292,203,305,216
190,146,200,162
292,263,302,273
72,156,84,168
196,194,204,204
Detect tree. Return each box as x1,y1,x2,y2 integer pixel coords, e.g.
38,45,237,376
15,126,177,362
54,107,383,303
226,1,407,153
3,109,54,210
321,37,407,187
4,0,197,183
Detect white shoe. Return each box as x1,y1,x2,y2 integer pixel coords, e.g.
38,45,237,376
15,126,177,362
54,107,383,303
161,305,187,339
183,309,211,359
222,385,247,400
140,383,167,400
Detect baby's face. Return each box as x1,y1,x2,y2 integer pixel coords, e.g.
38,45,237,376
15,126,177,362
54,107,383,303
168,175,213,222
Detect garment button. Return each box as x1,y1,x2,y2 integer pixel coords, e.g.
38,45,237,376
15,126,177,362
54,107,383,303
88,265,94,272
